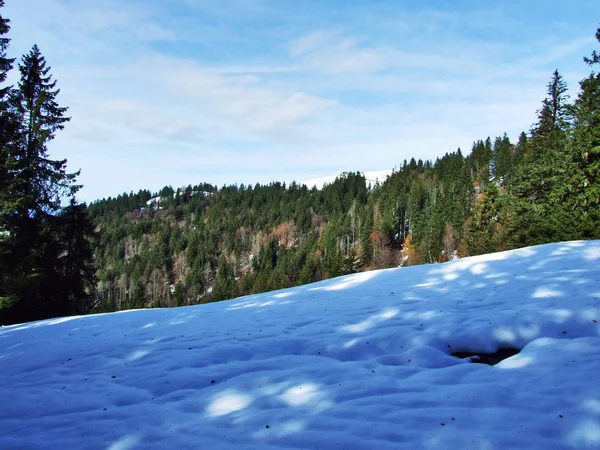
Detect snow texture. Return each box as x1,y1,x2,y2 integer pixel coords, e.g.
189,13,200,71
1,240,600,449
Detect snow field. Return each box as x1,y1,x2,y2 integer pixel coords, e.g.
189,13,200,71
1,240,599,449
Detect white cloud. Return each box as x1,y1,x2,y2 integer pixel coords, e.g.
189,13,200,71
156,57,337,137
289,31,387,73
3,0,598,202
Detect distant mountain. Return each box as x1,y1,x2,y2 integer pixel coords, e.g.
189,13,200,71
301,169,393,190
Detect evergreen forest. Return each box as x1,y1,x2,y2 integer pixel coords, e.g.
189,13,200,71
1,1,599,324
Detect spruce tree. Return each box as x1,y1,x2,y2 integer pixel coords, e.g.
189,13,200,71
54,200,97,314
12,45,78,214
0,0,17,316
571,25,600,236
510,70,574,244
0,0,13,98
0,0,15,220
0,45,91,324
532,70,571,138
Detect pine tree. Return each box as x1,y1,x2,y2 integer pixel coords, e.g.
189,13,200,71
0,45,90,324
212,255,236,301
0,0,18,316
492,133,513,184
11,45,78,215
510,70,574,244
0,0,13,98
532,70,571,138
463,181,512,255
571,25,600,236
0,0,15,220
54,200,97,314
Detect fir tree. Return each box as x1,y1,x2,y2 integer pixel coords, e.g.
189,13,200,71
532,70,571,137
0,45,92,324
571,24,600,236
10,45,78,216
0,0,18,316
511,70,574,244
0,0,13,98
54,200,97,314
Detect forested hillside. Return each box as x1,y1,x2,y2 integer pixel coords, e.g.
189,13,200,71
88,53,600,311
1,0,599,324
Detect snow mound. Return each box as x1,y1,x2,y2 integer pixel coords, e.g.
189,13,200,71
1,240,599,449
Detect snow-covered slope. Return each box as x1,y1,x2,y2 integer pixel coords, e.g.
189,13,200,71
301,169,393,190
1,241,600,449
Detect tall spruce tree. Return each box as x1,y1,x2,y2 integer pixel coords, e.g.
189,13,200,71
0,0,14,210
571,25,600,236
12,45,78,214
0,44,93,324
532,69,571,138
54,200,97,315
0,0,15,219
0,1,19,317
510,70,574,244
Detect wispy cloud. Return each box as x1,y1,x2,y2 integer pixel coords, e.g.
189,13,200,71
289,31,386,73
3,0,598,201
157,58,337,137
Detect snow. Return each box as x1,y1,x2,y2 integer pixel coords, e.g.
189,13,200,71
301,169,393,190
1,241,600,449
146,196,161,206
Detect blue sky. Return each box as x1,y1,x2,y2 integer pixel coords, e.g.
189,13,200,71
3,0,599,202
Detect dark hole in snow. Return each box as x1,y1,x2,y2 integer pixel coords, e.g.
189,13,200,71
451,347,521,366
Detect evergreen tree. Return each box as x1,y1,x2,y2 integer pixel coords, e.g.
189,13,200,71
0,44,91,324
0,0,13,98
0,0,18,317
0,0,15,220
510,70,574,244
9,45,78,215
54,200,97,314
492,133,513,184
463,181,511,255
212,255,236,301
532,70,571,137
571,25,600,236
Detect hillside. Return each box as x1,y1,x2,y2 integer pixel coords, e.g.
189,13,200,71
3,20,600,326
85,124,600,316
1,241,599,449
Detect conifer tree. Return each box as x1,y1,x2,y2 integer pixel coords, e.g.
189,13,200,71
532,70,571,138
492,133,513,184
11,45,78,214
510,70,574,244
54,200,97,314
0,44,93,324
571,25,600,236
212,255,236,301
0,0,15,219
0,0,12,98
0,0,17,316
